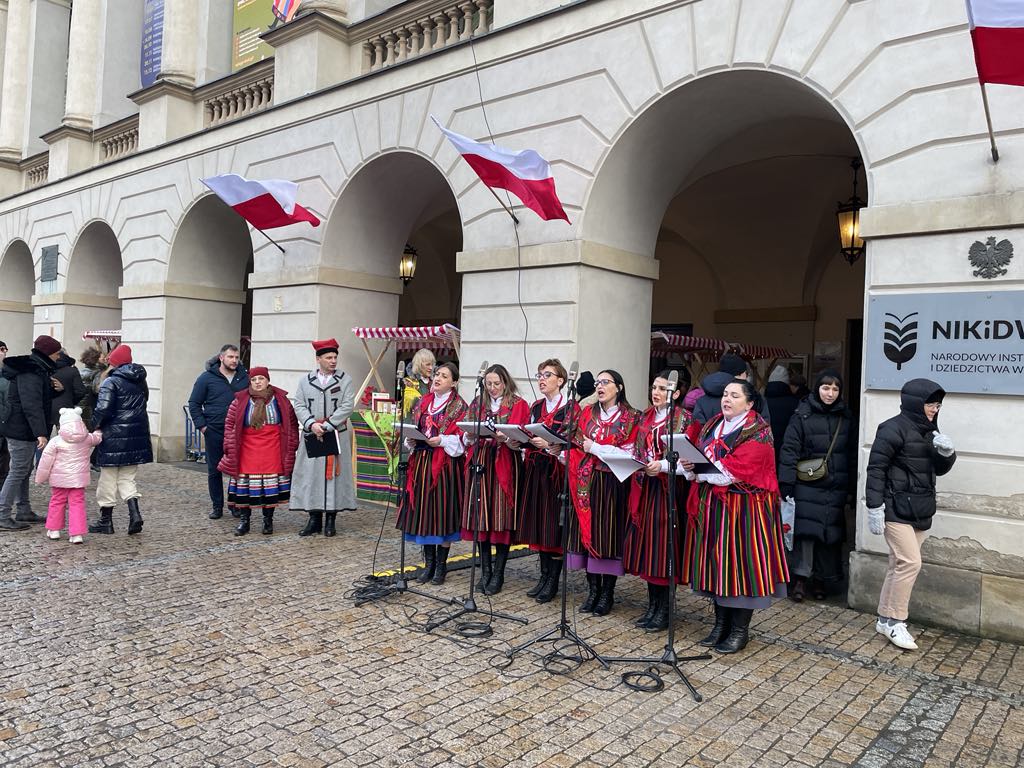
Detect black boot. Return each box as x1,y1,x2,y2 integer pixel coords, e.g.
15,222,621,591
478,543,493,592
417,545,437,584
209,508,223,520
431,546,451,585
88,507,114,534
535,556,562,603
526,553,550,597
262,508,274,535
592,575,617,616
646,586,670,632
634,582,658,627
299,511,322,537
580,573,602,613
715,608,753,654
235,510,251,536
127,498,144,535
699,602,731,647
323,512,337,538
486,543,510,595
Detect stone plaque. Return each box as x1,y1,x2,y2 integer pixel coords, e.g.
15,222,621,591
40,245,59,282
865,291,1024,395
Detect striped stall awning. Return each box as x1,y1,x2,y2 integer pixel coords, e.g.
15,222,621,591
352,323,461,353
650,332,729,357
734,343,791,360
82,329,122,341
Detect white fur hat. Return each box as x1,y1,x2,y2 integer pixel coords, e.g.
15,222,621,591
59,406,84,426
768,365,791,385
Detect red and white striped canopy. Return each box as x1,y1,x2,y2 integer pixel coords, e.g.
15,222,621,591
82,329,122,341
650,332,729,356
735,343,791,360
352,323,461,354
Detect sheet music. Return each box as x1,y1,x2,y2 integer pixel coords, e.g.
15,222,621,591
524,424,568,446
456,421,501,438
398,422,429,441
491,425,533,443
661,433,716,474
598,453,647,483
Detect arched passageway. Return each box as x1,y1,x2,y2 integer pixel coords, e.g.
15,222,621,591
65,221,124,357
0,239,35,352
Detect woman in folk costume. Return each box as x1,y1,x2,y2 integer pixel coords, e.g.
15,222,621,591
290,339,357,538
515,359,578,604
566,370,641,617
397,363,468,586
461,364,529,595
623,370,693,632
218,367,299,536
681,378,789,654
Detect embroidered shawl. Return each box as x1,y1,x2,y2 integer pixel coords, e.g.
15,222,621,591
407,390,468,494
465,394,529,504
627,406,693,525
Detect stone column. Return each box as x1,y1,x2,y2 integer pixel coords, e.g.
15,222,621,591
62,0,101,130
300,0,348,22
0,0,30,163
0,1,9,101
159,0,198,87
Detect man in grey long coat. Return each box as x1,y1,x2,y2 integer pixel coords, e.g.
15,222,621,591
289,338,356,537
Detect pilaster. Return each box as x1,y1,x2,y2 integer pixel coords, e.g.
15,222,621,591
159,0,198,87
263,11,354,104
62,0,101,130
129,81,199,151
0,0,29,162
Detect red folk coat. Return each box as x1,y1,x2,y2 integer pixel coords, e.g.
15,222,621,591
464,395,530,506
218,386,300,478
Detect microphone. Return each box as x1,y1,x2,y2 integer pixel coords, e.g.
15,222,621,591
477,359,489,379
567,361,579,382
666,369,679,393
396,359,405,382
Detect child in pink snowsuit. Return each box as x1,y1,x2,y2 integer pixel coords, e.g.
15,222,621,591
36,407,102,543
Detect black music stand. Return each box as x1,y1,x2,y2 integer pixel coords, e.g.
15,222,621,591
506,372,608,668
425,367,527,633
604,373,710,701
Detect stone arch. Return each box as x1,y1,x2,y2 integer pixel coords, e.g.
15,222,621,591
0,239,35,352
64,220,124,355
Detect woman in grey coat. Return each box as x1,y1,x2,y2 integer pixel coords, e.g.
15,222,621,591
289,338,356,537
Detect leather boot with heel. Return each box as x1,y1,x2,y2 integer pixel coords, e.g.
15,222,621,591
634,582,657,627
126,498,144,535
715,608,753,654
699,602,731,647
581,573,602,613
417,545,437,584
535,556,562,603
645,586,670,632
485,543,510,595
262,508,274,535
591,575,617,616
89,507,114,535
299,512,322,537
477,543,493,592
526,553,550,598
235,510,251,536
323,512,337,537
431,546,451,585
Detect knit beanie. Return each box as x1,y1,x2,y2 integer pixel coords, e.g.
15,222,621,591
33,335,62,356
718,353,747,377
249,366,270,380
108,344,133,367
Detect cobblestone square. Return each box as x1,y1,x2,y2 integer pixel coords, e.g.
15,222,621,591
2,464,1021,767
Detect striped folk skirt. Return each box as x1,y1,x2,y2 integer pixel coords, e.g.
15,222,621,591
682,486,790,598
565,469,629,560
227,474,291,508
396,448,465,545
623,475,688,585
517,452,565,552
461,442,522,545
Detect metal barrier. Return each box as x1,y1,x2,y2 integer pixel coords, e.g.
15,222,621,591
183,405,207,463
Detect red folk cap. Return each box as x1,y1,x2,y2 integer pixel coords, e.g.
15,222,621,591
249,366,270,380
312,338,339,356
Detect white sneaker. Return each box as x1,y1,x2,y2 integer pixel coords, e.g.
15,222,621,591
875,618,889,637
884,621,918,650
69,535,84,544
45,529,60,540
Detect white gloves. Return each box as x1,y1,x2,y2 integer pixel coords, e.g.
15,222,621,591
867,506,885,535
933,432,955,457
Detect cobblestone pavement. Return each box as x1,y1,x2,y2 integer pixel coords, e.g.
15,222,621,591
1,463,1022,768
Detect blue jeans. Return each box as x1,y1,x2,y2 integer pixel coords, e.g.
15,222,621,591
204,427,226,511
0,438,35,518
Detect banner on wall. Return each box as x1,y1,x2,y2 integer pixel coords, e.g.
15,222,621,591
865,291,1024,395
233,0,304,72
140,0,164,88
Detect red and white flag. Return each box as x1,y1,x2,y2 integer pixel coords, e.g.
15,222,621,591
432,116,570,222
201,174,321,230
966,0,1024,86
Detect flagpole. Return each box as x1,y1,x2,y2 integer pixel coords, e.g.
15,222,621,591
484,184,519,225
979,82,1000,163
253,226,286,253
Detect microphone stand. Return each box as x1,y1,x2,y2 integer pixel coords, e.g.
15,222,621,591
425,368,527,633
354,366,450,608
604,381,710,701
506,373,608,668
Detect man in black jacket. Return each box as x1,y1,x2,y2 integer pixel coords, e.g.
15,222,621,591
0,335,63,530
188,344,249,519
49,350,87,428
692,352,771,427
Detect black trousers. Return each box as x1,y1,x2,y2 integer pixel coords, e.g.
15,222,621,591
204,428,226,511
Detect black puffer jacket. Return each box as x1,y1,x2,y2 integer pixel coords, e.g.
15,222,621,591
92,364,153,467
1,351,57,441
865,378,956,531
692,371,771,427
50,352,87,426
778,375,855,544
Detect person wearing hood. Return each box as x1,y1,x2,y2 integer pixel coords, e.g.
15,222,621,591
88,345,153,536
865,378,956,651
0,335,63,531
49,350,87,428
188,344,249,519
36,407,103,543
778,369,856,601
765,365,799,462
692,352,770,428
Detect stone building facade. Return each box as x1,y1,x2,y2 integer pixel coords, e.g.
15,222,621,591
1,0,1022,640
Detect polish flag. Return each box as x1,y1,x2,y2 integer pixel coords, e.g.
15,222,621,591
967,0,1024,86
201,174,321,230
432,116,570,223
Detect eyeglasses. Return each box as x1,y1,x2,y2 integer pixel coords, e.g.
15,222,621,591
595,379,614,387
924,403,941,411
535,371,558,380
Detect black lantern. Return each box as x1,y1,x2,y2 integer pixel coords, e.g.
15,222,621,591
836,158,865,265
399,243,417,286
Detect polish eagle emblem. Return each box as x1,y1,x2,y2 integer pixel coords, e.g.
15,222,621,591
968,236,1013,279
